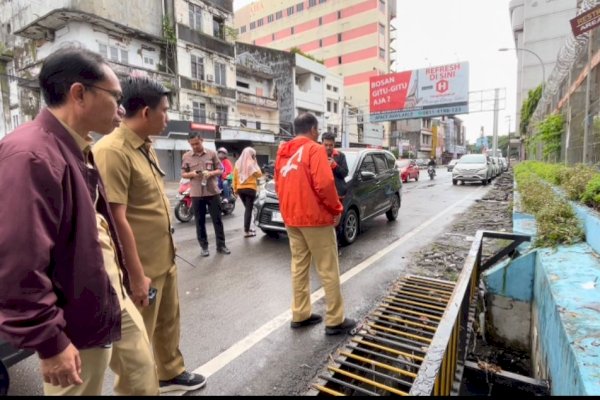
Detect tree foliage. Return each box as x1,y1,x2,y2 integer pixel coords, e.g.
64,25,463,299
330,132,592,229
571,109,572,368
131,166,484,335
520,85,542,137
536,113,564,160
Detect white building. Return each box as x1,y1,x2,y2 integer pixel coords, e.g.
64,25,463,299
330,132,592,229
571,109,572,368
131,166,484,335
508,0,578,134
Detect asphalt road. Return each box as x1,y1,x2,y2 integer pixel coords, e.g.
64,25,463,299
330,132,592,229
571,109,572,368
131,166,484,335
6,169,489,395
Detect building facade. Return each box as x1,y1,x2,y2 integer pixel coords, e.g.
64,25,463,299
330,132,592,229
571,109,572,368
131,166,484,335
234,0,396,147
508,0,578,143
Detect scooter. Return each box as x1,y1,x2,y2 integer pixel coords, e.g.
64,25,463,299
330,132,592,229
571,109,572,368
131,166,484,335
174,178,236,223
427,165,436,180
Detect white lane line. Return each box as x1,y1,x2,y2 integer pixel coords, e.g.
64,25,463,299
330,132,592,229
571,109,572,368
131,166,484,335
176,187,483,393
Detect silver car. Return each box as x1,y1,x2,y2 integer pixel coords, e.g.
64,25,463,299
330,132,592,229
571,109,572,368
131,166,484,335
452,154,493,185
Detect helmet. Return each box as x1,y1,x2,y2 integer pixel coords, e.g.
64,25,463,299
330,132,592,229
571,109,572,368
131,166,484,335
217,147,228,155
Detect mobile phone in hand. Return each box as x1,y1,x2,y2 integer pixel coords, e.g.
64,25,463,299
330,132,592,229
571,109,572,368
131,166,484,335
148,287,158,305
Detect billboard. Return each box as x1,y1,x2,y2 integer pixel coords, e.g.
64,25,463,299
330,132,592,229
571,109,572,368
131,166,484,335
369,62,469,122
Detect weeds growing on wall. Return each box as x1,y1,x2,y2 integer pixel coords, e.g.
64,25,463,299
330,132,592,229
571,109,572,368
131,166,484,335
515,165,585,247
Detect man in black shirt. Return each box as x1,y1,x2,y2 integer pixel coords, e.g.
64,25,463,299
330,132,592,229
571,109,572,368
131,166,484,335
322,132,348,198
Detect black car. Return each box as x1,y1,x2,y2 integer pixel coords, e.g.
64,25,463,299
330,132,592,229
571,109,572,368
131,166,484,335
253,148,402,246
0,340,33,394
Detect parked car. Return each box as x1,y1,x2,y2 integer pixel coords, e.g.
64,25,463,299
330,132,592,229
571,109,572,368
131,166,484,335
395,159,420,182
254,148,402,246
490,156,500,178
0,339,33,394
498,157,508,172
447,159,459,172
452,154,493,185
415,159,428,169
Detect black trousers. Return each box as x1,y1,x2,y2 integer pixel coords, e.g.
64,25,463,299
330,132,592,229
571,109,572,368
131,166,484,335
192,195,226,249
237,188,256,232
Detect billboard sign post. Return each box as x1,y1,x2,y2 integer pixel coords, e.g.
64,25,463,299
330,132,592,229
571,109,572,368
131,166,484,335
369,62,469,122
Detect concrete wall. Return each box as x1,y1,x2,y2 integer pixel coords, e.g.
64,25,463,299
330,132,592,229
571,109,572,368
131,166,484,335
483,253,536,350
9,0,163,37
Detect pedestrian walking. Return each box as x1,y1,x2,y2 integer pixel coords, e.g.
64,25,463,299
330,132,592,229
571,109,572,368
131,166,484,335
217,147,234,201
93,76,206,393
181,135,231,256
0,46,157,395
275,113,356,335
232,147,262,237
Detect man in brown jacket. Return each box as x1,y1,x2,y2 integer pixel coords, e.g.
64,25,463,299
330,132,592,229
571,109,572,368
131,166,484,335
0,47,156,395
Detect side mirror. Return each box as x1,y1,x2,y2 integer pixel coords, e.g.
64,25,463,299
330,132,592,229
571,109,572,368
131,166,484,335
360,171,376,180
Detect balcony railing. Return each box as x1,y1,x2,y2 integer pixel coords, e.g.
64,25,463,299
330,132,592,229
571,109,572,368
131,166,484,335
180,76,236,99
237,92,278,109
178,24,234,58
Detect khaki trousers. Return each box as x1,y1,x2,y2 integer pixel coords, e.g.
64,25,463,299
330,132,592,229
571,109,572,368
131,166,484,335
43,346,111,396
110,298,159,395
138,263,185,381
43,301,159,396
286,226,345,327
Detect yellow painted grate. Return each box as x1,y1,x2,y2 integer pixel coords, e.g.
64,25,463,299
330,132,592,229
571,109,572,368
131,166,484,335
311,275,455,396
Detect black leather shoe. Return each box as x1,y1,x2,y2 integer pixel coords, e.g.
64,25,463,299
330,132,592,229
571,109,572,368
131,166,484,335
216,246,231,255
290,313,323,329
325,318,356,335
200,248,209,257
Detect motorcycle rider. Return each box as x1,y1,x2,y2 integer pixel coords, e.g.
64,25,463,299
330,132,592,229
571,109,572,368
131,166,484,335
217,147,233,202
427,157,436,177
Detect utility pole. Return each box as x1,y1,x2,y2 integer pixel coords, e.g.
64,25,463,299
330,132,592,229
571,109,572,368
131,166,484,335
341,102,349,148
505,115,511,161
583,30,593,164
492,88,500,157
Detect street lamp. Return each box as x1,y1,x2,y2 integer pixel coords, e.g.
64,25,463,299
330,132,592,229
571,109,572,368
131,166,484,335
499,47,545,161
498,47,545,92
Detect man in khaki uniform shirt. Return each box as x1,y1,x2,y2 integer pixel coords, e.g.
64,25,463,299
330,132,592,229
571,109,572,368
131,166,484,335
93,76,206,393
52,114,159,396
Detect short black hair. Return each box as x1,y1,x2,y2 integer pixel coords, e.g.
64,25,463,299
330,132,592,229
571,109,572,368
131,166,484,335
293,113,318,135
121,76,170,118
39,45,108,107
321,132,336,142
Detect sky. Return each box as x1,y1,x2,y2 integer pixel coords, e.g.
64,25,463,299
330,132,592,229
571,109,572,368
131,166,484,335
233,0,517,143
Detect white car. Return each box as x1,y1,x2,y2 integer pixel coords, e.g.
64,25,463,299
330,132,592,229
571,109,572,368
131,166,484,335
452,154,493,185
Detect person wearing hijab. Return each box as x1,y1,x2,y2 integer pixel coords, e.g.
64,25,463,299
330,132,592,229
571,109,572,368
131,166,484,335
232,147,263,237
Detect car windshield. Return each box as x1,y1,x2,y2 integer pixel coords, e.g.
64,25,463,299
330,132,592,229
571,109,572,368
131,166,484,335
396,159,411,168
449,159,458,165
457,155,486,164
343,151,359,173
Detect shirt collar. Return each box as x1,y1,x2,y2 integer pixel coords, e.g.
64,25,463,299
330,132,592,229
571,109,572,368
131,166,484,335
119,122,147,149
48,109,93,155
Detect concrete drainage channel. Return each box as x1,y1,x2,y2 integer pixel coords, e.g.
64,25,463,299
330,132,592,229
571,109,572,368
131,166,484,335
309,275,455,396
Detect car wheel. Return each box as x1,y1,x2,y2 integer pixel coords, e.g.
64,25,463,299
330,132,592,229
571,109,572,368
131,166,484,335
452,179,457,185
386,194,401,221
262,229,279,239
0,360,8,396
482,179,487,185
339,209,359,246
415,173,419,181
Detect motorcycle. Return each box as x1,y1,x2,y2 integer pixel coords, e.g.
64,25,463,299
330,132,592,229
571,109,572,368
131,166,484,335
174,178,236,223
427,165,436,180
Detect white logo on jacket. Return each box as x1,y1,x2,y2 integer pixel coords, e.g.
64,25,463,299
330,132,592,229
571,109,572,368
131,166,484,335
280,146,304,178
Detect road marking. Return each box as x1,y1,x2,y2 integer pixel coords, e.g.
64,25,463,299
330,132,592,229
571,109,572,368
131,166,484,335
178,186,484,393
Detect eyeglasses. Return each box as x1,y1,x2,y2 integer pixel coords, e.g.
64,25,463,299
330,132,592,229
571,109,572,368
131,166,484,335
85,84,124,106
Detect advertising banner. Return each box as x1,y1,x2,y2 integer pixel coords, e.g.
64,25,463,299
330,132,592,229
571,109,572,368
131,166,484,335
369,62,469,121
570,4,600,36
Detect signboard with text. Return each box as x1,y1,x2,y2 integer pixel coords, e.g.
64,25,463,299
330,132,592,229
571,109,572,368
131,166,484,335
570,4,600,36
369,62,469,122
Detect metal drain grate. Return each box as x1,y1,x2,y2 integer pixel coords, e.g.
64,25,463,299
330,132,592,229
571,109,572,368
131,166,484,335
311,275,455,396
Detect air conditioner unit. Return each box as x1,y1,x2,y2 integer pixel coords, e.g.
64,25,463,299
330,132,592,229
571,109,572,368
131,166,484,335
206,74,214,82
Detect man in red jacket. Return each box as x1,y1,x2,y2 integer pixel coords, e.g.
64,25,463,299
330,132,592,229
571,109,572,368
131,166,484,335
275,113,355,335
